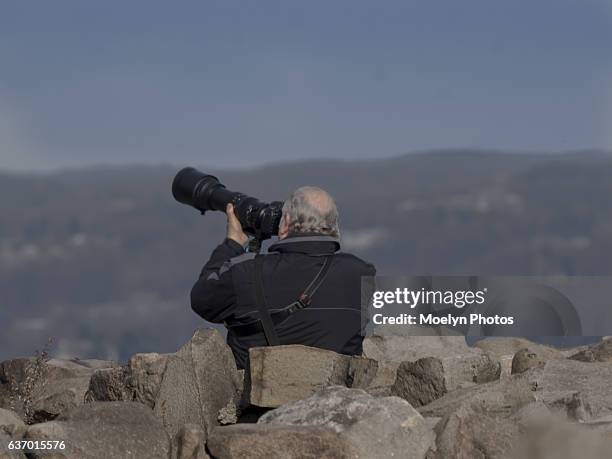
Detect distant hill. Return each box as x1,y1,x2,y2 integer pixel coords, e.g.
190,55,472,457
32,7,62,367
1,150,611,361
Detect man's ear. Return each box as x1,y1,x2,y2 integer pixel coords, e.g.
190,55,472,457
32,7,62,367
278,214,289,240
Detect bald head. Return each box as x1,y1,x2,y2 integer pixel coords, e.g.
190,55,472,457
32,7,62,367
280,186,340,239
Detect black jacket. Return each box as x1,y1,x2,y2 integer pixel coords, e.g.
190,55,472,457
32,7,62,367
191,233,376,369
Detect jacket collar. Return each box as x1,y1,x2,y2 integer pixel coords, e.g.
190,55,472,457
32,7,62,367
268,232,340,254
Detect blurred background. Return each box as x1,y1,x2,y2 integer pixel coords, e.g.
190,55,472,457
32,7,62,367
1,1,612,361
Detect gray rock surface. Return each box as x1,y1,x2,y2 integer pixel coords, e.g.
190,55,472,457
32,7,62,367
347,357,400,396
530,359,612,419
363,335,471,362
208,424,355,459
25,402,170,459
176,329,242,434
247,345,350,408
418,374,536,419
0,430,26,459
171,424,209,459
0,409,23,430
259,386,435,459
507,417,612,459
153,355,203,439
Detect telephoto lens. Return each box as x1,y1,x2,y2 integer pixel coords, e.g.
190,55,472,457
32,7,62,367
172,167,283,241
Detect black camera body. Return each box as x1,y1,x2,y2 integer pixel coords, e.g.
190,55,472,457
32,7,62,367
172,167,283,242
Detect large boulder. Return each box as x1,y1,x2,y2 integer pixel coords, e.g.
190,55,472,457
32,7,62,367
207,424,355,459
24,402,170,459
0,358,118,423
246,345,351,408
87,329,242,438
259,386,435,459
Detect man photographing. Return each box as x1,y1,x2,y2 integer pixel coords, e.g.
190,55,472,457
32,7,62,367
190,186,376,369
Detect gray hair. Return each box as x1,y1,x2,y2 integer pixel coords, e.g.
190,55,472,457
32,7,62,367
281,186,340,238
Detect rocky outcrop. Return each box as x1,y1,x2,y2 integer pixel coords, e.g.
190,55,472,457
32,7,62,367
24,402,170,458
2,333,611,458
259,386,435,459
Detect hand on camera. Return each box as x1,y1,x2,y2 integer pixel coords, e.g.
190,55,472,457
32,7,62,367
226,204,249,247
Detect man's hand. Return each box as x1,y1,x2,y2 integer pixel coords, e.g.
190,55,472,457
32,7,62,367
226,203,249,247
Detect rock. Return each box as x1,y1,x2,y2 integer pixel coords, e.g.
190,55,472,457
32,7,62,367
25,402,170,459
0,409,23,429
85,367,130,402
246,345,350,408
87,329,241,438
126,353,170,408
569,339,612,363
422,373,545,459
511,348,547,375
363,335,500,404
347,357,400,396
474,337,564,378
207,424,356,459
418,374,536,419
171,424,209,459
508,417,612,459
431,401,520,458
175,329,242,434
363,335,471,362
153,355,204,439
259,386,435,459
0,431,26,459
0,358,118,423
391,353,500,407
473,337,563,361
530,359,612,419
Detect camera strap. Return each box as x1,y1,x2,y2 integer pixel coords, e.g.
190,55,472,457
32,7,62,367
247,254,333,345
253,254,280,346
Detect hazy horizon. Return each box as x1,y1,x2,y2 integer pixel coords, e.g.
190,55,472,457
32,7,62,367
2,147,611,175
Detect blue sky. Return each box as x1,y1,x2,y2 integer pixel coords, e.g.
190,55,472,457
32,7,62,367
1,0,611,171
